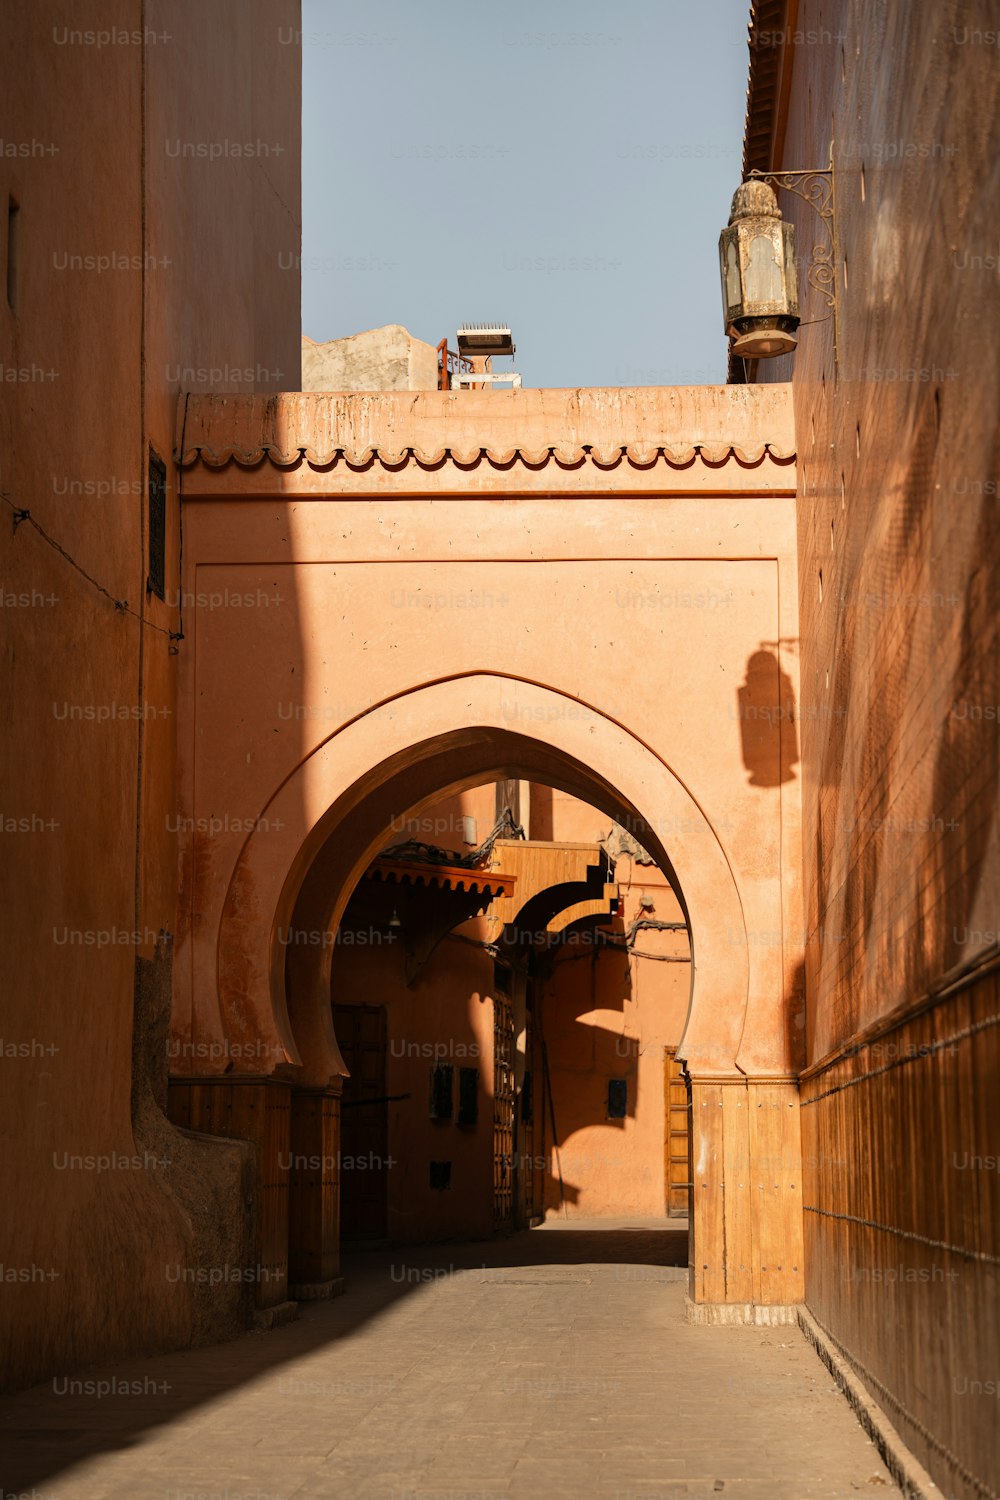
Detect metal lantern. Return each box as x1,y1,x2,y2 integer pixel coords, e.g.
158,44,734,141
719,179,799,359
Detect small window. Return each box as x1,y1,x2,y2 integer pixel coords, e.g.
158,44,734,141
6,198,19,312
521,1071,533,1123
147,449,166,600
429,1063,453,1120
493,960,511,995
457,1067,478,1126
608,1079,628,1120
429,1160,451,1191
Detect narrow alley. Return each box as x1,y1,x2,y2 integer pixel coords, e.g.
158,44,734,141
4,5,998,1499
1,1221,900,1500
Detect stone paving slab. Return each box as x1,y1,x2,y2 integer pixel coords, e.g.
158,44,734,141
0,1219,901,1499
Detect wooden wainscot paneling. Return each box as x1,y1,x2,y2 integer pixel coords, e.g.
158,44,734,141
688,1075,804,1322
799,970,1000,1500
664,1048,691,1219
288,1084,344,1299
747,1081,805,1307
689,1078,755,1307
721,1083,754,1304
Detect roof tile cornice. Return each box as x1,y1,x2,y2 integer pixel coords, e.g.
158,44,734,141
174,387,796,473
743,0,793,176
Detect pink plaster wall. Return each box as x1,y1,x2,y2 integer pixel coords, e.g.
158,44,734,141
331,783,500,1244
170,389,802,1099
0,0,301,1392
332,929,499,1245
751,0,999,1059
539,826,689,1217
329,778,692,1235
745,2,999,1490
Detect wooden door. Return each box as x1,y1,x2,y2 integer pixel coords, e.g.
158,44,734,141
493,993,515,1231
664,1046,691,1218
518,996,536,1226
333,1003,389,1242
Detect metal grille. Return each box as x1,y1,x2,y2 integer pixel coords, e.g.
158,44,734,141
147,450,166,600
519,994,536,1224
492,993,515,1230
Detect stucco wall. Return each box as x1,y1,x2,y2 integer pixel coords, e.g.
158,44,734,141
0,0,301,1393
330,784,498,1245
747,2,1000,1493
331,934,499,1244
169,387,806,1307
533,788,690,1218
171,387,801,1092
174,530,800,1084
142,0,302,941
330,780,691,1233
751,0,999,1053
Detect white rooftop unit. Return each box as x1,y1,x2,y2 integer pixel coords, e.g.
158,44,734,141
453,323,521,388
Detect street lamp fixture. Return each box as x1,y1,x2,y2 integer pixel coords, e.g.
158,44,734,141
719,178,800,359
720,161,838,368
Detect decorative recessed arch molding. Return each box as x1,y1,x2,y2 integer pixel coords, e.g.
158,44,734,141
215,675,751,1087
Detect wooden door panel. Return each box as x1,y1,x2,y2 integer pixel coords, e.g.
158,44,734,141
665,1046,691,1218
334,1003,388,1242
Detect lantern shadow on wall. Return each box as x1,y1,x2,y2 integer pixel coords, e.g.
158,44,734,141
736,649,799,788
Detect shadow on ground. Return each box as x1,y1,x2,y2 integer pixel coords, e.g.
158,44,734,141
0,1219,688,1493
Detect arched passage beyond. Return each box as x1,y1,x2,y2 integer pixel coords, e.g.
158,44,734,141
216,675,748,1088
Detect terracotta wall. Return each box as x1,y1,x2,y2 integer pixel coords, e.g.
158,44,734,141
330,785,500,1245
332,932,499,1244
330,780,692,1233
533,788,691,1218
142,0,302,938
170,387,803,1100
172,385,806,1310
0,0,300,1392
750,1,999,1491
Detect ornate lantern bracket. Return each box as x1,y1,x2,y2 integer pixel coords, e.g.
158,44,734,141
746,163,838,369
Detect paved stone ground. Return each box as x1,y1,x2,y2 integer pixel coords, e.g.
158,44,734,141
0,1219,901,1500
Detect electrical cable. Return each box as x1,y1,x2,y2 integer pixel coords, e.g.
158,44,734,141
381,806,525,870
3,492,176,640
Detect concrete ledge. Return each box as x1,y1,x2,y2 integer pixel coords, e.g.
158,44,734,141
252,1300,299,1331
685,1298,802,1326
797,1307,939,1499
288,1278,346,1302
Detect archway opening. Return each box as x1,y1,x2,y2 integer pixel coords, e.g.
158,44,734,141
207,681,764,1312
271,724,705,1287
275,721,715,1076
322,775,693,1254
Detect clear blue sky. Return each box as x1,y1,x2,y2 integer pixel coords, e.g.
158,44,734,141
302,0,752,389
